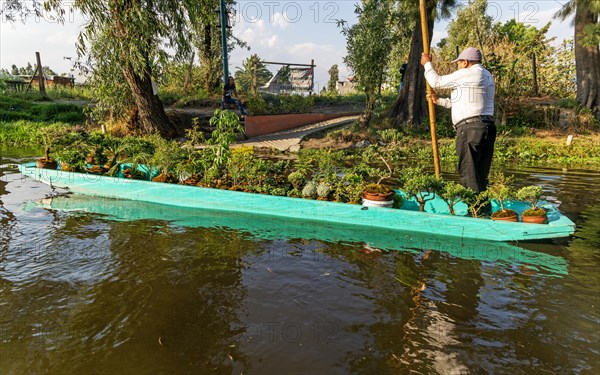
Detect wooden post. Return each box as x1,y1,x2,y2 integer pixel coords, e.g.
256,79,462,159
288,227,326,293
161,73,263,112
310,59,314,95
419,0,441,177
531,52,538,97
36,52,47,97
252,61,257,96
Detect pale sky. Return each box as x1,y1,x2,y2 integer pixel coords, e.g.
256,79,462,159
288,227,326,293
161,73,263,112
0,1,572,91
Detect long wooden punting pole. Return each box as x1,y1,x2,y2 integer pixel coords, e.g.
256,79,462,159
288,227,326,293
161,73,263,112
419,0,441,177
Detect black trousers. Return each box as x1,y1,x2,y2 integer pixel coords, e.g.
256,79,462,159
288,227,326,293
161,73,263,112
455,121,496,193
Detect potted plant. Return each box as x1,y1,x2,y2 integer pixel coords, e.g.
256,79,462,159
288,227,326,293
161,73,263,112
401,167,443,212
35,125,67,169
461,189,489,218
487,171,518,222
56,148,86,172
438,180,469,215
149,136,183,183
102,134,128,176
362,155,396,205
301,180,318,199
83,132,109,174
516,185,548,224
316,181,332,200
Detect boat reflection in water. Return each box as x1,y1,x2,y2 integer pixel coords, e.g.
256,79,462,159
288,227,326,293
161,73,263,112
32,194,569,277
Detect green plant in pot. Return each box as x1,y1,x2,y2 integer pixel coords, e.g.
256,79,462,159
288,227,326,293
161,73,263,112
362,155,396,202
122,136,156,180
333,172,365,204
460,189,489,218
103,134,128,176
56,148,86,172
301,180,318,199
35,125,68,169
487,171,518,222
83,132,109,174
401,167,443,212
438,180,469,215
149,135,184,183
516,185,548,224
316,181,332,200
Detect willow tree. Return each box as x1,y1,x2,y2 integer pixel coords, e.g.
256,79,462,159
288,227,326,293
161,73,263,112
388,0,457,130
339,0,395,128
556,0,600,120
6,0,233,136
68,0,212,137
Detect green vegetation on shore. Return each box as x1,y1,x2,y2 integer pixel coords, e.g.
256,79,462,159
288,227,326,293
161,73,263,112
1,93,598,169
0,94,85,124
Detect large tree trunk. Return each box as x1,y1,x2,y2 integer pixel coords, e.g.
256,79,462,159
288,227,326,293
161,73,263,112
122,63,178,138
574,5,600,120
388,10,435,130
183,51,195,90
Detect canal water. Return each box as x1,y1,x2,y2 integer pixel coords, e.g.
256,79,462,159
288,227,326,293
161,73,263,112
1,149,599,374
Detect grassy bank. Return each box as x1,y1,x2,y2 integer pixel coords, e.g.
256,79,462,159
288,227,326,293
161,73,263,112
404,134,600,167
0,94,86,124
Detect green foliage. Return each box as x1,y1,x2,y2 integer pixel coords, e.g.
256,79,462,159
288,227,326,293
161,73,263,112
0,120,54,146
287,171,306,190
437,0,492,60
522,207,547,217
206,109,244,175
487,171,515,212
56,148,87,171
377,128,405,144
438,180,469,215
302,181,318,199
234,54,273,95
0,94,85,123
556,0,600,47
47,0,232,127
227,146,256,187
316,182,332,199
516,185,544,210
246,94,314,115
339,0,395,126
327,64,339,93
401,167,443,212
34,123,75,161
333,172,365,203
279,94,314,114
461,189,489,218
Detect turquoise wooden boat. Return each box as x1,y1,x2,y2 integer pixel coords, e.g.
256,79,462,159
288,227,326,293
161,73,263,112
18,162,576,242
31,194,569,277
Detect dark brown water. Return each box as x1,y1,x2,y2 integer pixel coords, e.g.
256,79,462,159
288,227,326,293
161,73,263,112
1,149,599,374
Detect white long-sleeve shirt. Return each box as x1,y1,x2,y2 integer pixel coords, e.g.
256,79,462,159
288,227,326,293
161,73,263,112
423,62,495,125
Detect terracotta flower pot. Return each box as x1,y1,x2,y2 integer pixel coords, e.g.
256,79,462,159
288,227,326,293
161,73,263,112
36,158,57,170
491,213,519,222
522,215,548,224
362,190,395,202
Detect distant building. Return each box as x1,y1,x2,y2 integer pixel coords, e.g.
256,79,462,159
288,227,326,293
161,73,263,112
336,77,357,95
16,75,75,88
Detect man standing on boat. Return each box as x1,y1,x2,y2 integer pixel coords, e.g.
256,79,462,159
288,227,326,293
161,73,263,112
420,47,496,194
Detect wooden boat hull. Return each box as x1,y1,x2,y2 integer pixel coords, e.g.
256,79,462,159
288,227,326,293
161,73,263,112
18,162,576,242
32,194,569,277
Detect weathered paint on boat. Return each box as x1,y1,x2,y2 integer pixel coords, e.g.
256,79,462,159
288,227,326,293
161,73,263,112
33,194,569,277
18,162,576,242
